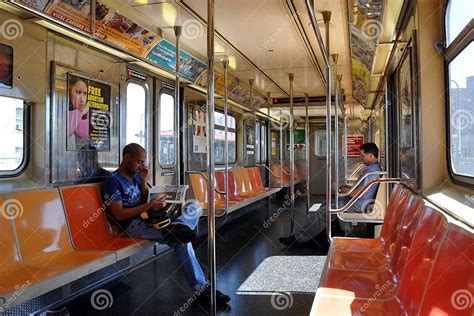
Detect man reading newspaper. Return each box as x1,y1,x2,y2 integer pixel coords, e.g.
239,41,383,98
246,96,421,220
103,143,230,306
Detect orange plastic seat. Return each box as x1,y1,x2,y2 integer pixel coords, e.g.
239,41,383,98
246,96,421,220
232,168,260,197
331,184,405,252
270,165,284,185
61,185,143,252
188,173,236,209
329,187,410,271
419,226,474,316
396,207,448,314
311,207,451,315
320,194,425,299
0,196,61,296
215,171,243,201
247,167,271,193
9,190,115,271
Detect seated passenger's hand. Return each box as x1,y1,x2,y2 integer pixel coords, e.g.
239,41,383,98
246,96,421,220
339,185,350,193
150,195,167,211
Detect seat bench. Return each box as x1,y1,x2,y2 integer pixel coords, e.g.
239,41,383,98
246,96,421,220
0,186,157,311
189,167,281,215
310,185,474,315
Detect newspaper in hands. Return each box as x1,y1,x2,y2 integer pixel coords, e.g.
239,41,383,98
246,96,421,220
148,185,189,204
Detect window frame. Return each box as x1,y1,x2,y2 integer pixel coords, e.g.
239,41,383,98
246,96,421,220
214,109,237,165
0,100,30,178
158,90,176,169
444,0,474,187
125,80,148,151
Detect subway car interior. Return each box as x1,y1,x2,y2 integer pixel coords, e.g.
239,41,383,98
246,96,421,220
0,0,472,315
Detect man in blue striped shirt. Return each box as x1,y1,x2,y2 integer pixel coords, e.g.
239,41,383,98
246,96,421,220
280,142,382,246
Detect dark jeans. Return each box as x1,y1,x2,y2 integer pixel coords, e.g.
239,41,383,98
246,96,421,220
125,212,206,291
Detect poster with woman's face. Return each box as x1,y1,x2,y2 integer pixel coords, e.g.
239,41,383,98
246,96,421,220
67,74,111,151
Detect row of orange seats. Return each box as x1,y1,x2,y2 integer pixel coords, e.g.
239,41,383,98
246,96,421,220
0,185,150,311
188,167,277,210
311,184,473,315
269,162,307,185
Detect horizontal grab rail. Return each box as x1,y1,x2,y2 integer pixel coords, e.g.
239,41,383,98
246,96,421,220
186,170,227,195
346,163,366,179
338,171,387,197
330,178,410,214
269,164,291,176
257,164,283,180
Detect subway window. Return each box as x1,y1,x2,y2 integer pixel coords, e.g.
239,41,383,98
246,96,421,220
448,42,474,178
214,111,236,164
159,93,175,167
445,0,473,45
445,0,474,183
126,82,147,148
0,96,26,173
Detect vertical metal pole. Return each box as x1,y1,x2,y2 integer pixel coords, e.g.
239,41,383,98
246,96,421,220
90,0,96,36
279,109,283,174
305,93,310,215
206,0,216,314
322,10,333,243
342,90,348,185
267,92,271,173
331,53,339,209
174,26,182,185
223,58,229,215
289,73,295,233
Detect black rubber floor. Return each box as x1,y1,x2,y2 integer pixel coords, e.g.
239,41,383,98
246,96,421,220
64,193,343,315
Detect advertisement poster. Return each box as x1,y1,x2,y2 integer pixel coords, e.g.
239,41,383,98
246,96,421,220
347,135,365,157
146,40,206,83
95,1,161,56
0,44,13,89
67,74,111,151
192,107,207,153
245,123,255,155
19,0,268,113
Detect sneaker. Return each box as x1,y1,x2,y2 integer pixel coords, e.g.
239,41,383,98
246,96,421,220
279,235,297,246
195,286,231,307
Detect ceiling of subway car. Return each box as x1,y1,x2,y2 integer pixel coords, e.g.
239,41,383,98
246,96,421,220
102,0,353,104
